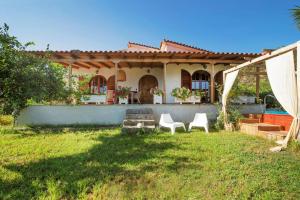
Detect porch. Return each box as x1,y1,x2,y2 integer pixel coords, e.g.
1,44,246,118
30,48,258,104
78,63,225,104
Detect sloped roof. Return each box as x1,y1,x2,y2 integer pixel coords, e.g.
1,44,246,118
127,42,160,52
126,39,213,53
160,39,212,53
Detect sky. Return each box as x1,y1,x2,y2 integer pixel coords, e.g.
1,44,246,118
0,0,299,53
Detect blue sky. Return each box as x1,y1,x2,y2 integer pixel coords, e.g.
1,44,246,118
0,0,298,53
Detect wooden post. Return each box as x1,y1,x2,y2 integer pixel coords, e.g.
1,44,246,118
256,66,260,103
114,61,119,104
222,71,228,126
68,63,73,90
210,63,215,103
163,62,167,103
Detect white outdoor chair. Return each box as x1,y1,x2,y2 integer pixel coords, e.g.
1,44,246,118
159,113,186,134
188,113,209,133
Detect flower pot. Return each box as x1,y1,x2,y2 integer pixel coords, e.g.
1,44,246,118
190,95,201,104
81,94,107,104
153,95,162,104
119,96,128,104
174,97,183,104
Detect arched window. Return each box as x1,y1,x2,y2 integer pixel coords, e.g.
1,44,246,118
191,70,210,102
89,75,107,94
191,70,210,91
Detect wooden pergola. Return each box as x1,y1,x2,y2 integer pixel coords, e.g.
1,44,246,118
30,50,260,103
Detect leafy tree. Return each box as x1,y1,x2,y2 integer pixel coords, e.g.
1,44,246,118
291,6,300,29
0,23,69,119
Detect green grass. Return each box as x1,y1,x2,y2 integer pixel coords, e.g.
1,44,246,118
0,127,299,200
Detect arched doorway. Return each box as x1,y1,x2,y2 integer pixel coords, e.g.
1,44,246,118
89,75,107,94
139,75,158,104
181,70,191,89
214,71,223,102
191,70,211,102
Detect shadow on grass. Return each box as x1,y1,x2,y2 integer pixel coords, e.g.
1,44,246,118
0,126,121,137
0,131,178,199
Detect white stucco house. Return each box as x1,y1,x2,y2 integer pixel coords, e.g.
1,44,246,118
31,39,260,104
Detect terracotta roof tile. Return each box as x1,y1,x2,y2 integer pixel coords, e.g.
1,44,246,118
128,42,160,50
161,39,213,53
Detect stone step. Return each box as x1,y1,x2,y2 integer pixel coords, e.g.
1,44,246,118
122,108,155,134
126,108,153,114
258,131,288,141
123,119,155,126
240,118,260,124
125,114,154,120
257,123,282,131
123,125,156,129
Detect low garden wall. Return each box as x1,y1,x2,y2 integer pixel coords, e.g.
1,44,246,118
16,104,266,126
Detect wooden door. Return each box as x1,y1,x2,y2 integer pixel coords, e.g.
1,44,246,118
181,70,191,89
139,75,158,104
107,76,115,90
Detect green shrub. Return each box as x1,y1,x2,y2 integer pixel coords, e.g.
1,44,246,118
0,115,13,126
214,104,243,131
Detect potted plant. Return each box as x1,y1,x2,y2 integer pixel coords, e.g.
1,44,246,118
171,87,192,104
150,86,163,104
190,90,203,104
116,86,131,104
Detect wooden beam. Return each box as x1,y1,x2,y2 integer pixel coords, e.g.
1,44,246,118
120,62,131,68
98,62,112,68
72,63,87,69
240,72,267,76
51,58,244,64
85,61,101,68
224,41,298,74
57,62,79,69
73,62,91,69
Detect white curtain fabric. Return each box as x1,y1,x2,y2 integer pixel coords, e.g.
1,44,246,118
221,70,239,129
266,51,297,116
266,51,298,150
222,70,239,106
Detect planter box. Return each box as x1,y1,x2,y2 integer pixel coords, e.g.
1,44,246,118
175,95,201,104
119,97,128,104
232,96,256,104
81,95,107,104
153,95,163,104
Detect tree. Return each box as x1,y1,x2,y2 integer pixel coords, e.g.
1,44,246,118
0,23,69,119
291,6,300,29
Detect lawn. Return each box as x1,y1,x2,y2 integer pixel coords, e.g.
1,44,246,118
0,127,300,200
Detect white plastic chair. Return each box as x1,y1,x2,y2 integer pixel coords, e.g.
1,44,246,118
188,113,209,133
159,113,186,134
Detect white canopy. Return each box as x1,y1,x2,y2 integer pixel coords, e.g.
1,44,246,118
222,41,300,152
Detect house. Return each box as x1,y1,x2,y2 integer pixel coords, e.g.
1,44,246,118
30,39,260,104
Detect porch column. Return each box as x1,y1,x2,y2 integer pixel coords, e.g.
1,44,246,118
113,61,119,104
68,62,73,90
210,63,215,103
163,62,167,103
256,66,260,103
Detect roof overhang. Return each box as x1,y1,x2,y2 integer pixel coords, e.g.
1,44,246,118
28,50,261,69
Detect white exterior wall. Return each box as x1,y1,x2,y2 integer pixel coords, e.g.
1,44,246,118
71,63,227,103
72,66,163,92
165,63,227,103
16,104,265,126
